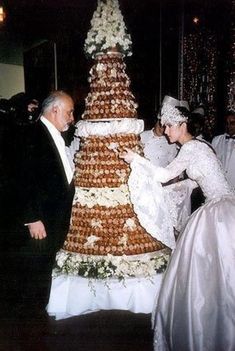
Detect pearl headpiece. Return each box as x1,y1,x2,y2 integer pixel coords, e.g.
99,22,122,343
159,95,189,126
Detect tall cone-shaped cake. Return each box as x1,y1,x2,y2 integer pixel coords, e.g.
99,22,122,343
55,0,169,280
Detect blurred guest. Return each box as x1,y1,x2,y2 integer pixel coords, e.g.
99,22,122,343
26,98,40,123
0,98,18,244
191,105,212,143
140,118,178,167
212,110,235,190
8,92,40,126
192,106,205,139
190,106,209,211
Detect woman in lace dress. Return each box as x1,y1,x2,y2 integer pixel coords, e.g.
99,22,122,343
120,103,235,351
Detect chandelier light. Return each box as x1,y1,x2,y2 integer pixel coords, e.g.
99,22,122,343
0,6,6,23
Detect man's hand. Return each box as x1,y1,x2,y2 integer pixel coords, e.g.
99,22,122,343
27,220,47,240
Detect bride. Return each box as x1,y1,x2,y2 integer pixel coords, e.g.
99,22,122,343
120,98,235,351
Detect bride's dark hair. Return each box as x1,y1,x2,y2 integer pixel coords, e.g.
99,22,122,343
175,106,203,137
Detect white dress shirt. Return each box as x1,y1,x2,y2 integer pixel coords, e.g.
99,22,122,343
140,129,178,167
41,116,73,183
66,135,80,171
212,133,235,190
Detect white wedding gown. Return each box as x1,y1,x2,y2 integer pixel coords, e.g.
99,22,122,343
128,140,235,351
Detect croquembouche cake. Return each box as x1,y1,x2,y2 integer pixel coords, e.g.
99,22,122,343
54,0,170,282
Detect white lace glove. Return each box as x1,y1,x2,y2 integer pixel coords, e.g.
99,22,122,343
119,148,137,164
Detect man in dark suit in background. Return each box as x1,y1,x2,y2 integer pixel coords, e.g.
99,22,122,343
7,90,75,319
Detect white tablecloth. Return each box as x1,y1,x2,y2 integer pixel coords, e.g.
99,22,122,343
47,273,163,320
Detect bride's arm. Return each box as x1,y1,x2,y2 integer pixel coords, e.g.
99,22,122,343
121,148,190,184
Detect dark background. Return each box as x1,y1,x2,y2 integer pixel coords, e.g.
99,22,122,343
0,0,232,128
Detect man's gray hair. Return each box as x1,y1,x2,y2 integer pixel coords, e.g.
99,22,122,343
40,90,70,115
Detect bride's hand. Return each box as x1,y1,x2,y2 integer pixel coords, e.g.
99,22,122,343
119,148,136,163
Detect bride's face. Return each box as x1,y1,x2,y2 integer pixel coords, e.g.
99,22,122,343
164,123,183,143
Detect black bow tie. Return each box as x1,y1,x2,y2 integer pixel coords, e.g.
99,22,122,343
225,135,235,140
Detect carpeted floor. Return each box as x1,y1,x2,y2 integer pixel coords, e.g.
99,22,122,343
0,310,153,351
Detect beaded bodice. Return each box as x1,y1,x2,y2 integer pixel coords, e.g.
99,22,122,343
155,140,232,200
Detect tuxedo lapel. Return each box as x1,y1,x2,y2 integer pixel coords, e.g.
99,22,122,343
19,120,74,226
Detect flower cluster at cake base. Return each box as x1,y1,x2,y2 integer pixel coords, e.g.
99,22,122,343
53,249,170,280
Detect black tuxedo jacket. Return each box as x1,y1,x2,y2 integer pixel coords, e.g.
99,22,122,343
18,120,75,252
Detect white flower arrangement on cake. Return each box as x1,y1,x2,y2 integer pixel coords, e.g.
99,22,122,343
54,249,170,280
84,0,132,58
74,184,131,208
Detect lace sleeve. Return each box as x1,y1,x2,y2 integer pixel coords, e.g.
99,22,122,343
127,149,194,249
131,148,190,184
128,156,176,249
163,179,198,232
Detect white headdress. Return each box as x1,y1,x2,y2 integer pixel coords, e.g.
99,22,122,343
160,95,189,126
192,106,205,116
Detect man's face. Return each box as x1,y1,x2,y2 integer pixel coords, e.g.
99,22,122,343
154,120,164,136
54,96,74,132
226,114,235,136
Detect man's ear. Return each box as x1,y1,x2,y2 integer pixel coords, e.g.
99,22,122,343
52,105,58,114
181,122,187,132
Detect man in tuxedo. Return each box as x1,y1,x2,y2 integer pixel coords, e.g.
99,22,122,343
10,90,75,317
212,111,235,190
